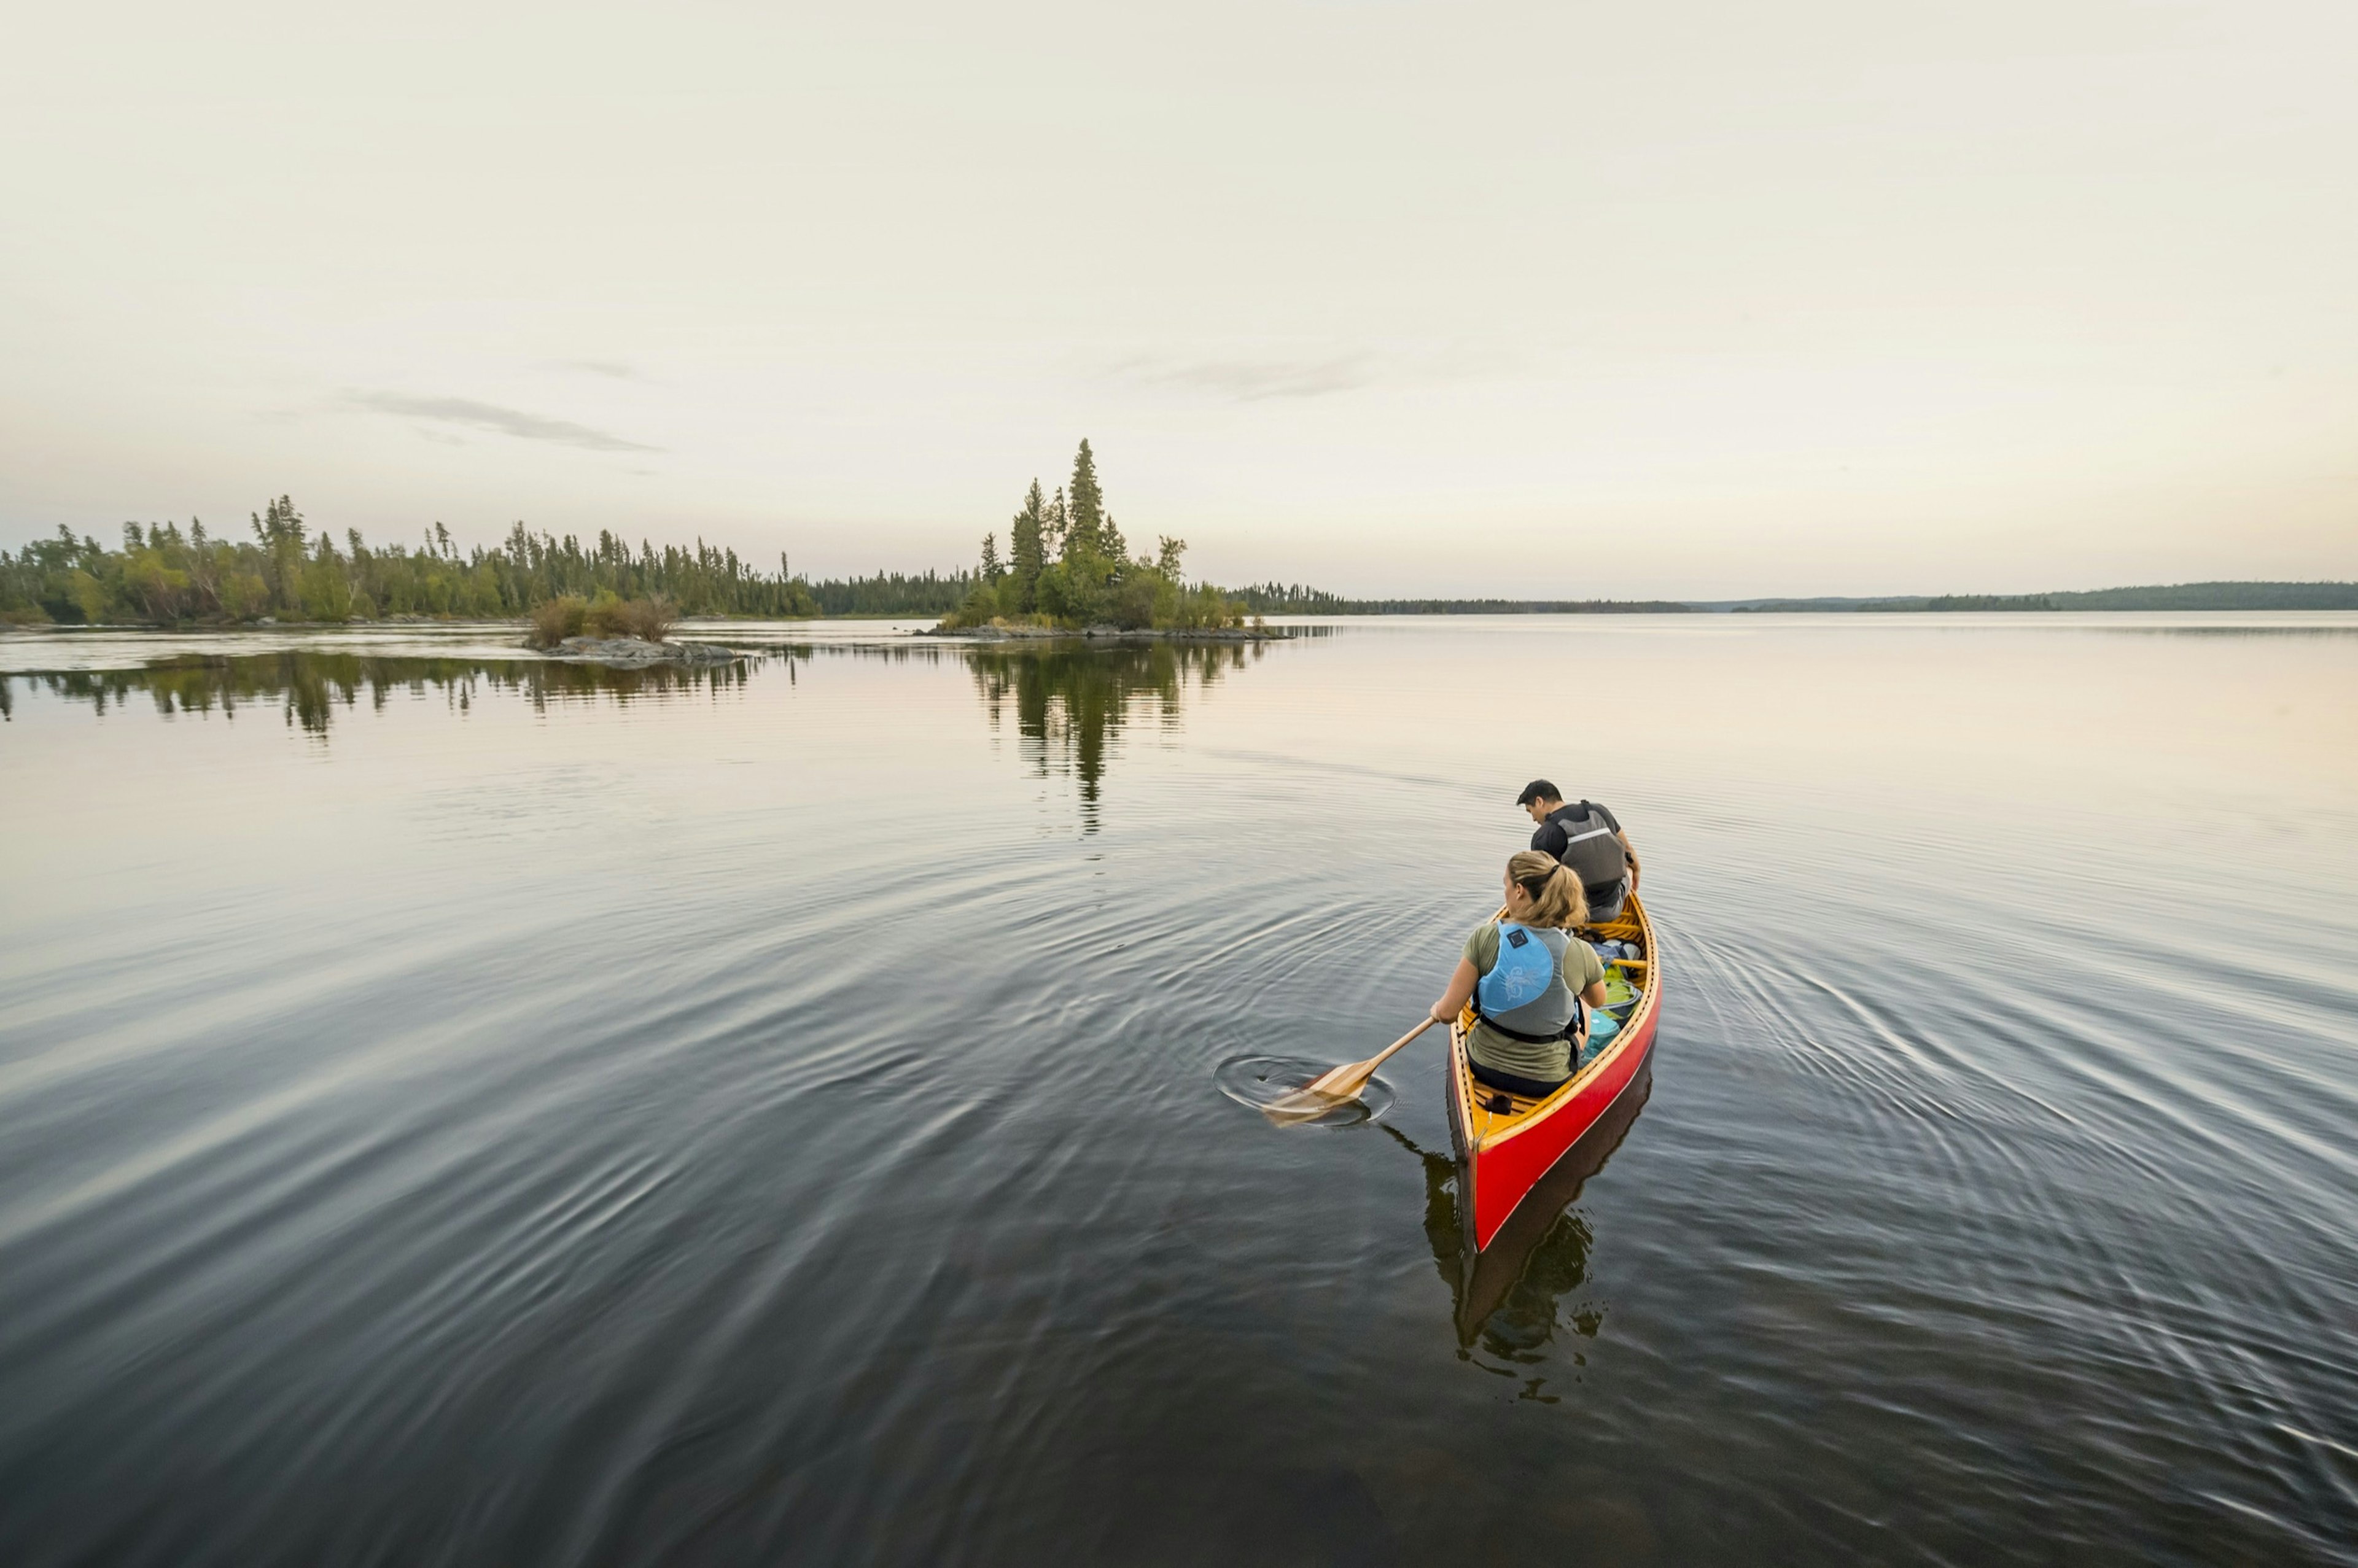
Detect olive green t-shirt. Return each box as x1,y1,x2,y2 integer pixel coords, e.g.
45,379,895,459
1461,922,1605,1084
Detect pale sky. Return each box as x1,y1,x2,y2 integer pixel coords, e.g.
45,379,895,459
3,0,2353,597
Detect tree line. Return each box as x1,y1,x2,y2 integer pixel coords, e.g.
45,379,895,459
0,499,1008,626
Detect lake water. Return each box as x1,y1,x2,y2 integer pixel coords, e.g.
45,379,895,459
2,614,2354,1566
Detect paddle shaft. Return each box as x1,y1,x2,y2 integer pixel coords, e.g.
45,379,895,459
1356,1015,1440,1077
1299,1015,1441,1098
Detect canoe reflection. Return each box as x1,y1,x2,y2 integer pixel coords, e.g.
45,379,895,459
1390,1065,1651,1352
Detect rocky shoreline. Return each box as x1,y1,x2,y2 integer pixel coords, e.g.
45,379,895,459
917,623,1281,644
543,636,745,666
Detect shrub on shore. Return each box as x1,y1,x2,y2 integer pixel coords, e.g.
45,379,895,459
583,592,677,642
527,596,589,648
527,592,677,648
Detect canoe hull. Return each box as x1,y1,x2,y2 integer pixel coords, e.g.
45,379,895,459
1453,1062,1651,1339
1447,894,1660,1253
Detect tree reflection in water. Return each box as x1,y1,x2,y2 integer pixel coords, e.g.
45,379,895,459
0,638,1285,781
1,650,775,738
963,640,1266,831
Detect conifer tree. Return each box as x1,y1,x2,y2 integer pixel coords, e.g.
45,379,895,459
1046,486,1069,562
1065,440,1105,560
979,532,1003,581
1010,479,1046,611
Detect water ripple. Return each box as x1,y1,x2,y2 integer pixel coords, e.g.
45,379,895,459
3,623,2356,1565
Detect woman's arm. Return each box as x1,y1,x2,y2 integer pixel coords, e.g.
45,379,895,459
1582,979,1609,1006
1431,957,1479,1023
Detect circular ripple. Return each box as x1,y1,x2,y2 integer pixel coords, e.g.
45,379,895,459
1213,1054,1398,1127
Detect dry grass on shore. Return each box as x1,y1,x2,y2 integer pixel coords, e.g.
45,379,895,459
526,594,679,649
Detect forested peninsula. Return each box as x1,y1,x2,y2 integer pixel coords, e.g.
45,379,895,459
0,498,957,628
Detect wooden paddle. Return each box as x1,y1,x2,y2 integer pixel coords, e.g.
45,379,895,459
1266,1015,1441,1119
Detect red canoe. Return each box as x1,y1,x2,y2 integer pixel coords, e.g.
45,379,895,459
1447,891,1660,1253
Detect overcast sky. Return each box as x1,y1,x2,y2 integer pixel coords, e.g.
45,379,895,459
3,0,2352,596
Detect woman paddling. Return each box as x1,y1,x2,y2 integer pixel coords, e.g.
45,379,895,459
1426,850,1610,1098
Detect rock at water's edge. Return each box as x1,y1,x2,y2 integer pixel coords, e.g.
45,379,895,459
920,623,1280,643
547,636,743,666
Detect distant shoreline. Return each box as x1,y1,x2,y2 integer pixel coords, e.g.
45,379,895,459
7,580,2354,635
1230,581,2358,615
10,597,2358,638
9,509,2348,626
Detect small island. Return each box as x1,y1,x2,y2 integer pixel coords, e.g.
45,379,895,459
522,592,744,664
928,440,1268,638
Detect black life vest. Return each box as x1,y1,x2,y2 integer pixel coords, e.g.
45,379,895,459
1546,801,1625,896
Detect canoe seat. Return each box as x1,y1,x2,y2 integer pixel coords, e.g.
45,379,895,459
1473,1082,1546,1117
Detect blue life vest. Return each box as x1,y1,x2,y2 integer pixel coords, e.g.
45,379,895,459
1477,922,1578,1040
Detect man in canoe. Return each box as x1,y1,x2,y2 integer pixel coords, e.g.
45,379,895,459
1426,851,1612,1098
1517,780,1640,923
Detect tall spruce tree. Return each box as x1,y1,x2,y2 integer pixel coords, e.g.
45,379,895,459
1046,486,1069,562
1065,440,1105,560
979,532,1003,580
1010,479,1046,611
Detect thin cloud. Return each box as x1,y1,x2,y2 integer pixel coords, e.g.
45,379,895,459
1106,341,1526,403
554,359,644,381
1113,352,1380,402
341,390,659,452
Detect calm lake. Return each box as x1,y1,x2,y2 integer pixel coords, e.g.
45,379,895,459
2,614,2354,1566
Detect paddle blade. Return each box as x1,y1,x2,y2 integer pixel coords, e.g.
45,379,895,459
1261,1088,1356,1125
1258,1017,1437,1125
1259,1060,1376,1123
1303,1060,1376,1098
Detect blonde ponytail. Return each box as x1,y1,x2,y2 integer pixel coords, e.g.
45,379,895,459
1507,849,1589,929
